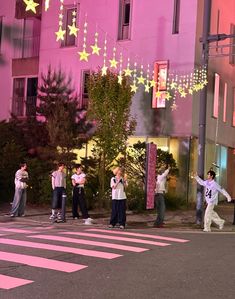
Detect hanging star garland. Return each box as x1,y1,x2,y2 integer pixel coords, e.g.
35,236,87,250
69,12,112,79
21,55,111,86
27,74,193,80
68,9,79,37
91,32,101,55
130,62,138,93
101,34,108,75
144,64,151,93
109,47,118,69
118,52,123,84
124,58,133,77
23,0,39,14
45,0,50,11
78,20,90,61
55,0,65,41
137,64,145,85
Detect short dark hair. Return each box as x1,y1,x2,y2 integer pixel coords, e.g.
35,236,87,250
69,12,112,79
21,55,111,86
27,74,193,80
207,170,216,179
75,164,82,169
58,162,65,168
20,162,27,168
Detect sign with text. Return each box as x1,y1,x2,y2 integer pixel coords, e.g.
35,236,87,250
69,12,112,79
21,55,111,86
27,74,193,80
145,143,157,209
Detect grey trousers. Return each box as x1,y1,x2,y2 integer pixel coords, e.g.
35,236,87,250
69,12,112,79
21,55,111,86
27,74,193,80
11,188,27,216
154,193,165,225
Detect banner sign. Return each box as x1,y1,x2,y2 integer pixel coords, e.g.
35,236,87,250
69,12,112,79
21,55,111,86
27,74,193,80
145,143,157,209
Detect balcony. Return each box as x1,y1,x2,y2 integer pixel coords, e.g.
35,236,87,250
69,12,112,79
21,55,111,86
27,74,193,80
13,36,40,59
12,96,37,117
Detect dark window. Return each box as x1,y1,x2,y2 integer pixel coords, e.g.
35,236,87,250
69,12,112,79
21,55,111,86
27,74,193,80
229,23,235,65
172,0,180,34
0,16,2,53
12,77,38,117
81,71,90,109
26,77,38,116
118,0,132,40
61,6,78,47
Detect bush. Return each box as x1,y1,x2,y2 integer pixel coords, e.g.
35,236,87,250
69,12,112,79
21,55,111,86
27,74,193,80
165,193,186,210
125,181,145,212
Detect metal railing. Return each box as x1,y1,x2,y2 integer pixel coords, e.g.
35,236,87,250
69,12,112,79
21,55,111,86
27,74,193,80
13,36,40,59
12,96,37,117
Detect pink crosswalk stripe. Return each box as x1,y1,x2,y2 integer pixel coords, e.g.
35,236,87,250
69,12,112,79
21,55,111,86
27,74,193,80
0,228,36,234
28,234,149,253
0,274,33,290
0,251,87,273
61,232,170,246
86,229,189,243
0,238,121,260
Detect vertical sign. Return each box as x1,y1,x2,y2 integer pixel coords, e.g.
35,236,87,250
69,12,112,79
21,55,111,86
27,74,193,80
145,143,157,209
152,61,168,109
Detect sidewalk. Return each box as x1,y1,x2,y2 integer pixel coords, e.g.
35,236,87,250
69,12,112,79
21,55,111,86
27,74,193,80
1,202,235,232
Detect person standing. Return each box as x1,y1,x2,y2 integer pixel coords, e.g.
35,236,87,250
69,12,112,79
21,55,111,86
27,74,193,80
109,167,128,229
10,162,29,217
71,164,92,225
194,170,231,232
50,162,66,222
154,166,170,228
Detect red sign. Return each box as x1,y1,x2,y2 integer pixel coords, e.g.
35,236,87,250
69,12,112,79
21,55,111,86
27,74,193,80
145,143,157,209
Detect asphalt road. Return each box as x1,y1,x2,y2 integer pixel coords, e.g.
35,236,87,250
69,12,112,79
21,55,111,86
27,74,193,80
0,221,234,299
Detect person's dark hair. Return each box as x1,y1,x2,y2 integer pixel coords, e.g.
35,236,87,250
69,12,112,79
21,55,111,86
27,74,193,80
58,162,65,168
207,170,216,179
20,162,27,168
75,164,82,169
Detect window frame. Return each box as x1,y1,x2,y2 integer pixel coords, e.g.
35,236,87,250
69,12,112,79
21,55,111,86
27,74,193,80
118,0,132,41
61,4,79,48
80,70,90,109
172,0,181,34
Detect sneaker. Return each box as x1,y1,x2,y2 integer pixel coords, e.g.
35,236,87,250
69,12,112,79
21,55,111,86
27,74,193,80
49,214,56,220
119,225,125,229
203,228,211,232
87,217,93,222
84,218,92,225
108,224,114,228
10,214,15,218
73,217,78,220
219,220,225,230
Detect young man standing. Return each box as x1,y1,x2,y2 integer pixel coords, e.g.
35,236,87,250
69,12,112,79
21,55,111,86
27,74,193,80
10,162,29,217
71,164,92,225
154,166,170,228
194,170,231,232
50,163,66,222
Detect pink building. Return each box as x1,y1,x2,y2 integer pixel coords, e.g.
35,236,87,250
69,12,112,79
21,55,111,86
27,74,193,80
0,0,235,200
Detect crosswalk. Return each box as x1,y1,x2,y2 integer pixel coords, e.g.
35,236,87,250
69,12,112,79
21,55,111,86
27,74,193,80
0,224,189,290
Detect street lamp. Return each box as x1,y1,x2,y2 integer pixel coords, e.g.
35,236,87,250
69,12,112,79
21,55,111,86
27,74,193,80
196,0,235,225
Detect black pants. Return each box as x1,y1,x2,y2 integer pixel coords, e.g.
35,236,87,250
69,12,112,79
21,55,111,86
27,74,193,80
72,187,89,219
110,199,126,226
52,187,65,209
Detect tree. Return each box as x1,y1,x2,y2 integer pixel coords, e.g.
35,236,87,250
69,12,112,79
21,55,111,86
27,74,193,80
87,70,136,206
119,141,178,186
37,66,93,167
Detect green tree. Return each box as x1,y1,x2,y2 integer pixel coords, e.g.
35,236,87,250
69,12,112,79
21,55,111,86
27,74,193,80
37,66,93,167
87,70,136,206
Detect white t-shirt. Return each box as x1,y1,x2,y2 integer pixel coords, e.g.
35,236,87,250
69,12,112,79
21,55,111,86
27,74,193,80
110,176,127,200
52,170,66,189
71,173,86,187
195,176,231,205
155,168,170,193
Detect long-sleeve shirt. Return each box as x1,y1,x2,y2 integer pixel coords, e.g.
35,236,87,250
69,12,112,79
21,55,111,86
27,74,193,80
155,168,170,194
195,176,231,205
14,169,29,189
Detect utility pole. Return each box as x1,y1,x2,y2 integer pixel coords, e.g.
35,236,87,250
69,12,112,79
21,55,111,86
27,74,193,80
196,0,211,225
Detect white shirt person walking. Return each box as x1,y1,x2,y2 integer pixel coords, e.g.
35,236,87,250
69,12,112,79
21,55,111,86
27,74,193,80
194,170,231,232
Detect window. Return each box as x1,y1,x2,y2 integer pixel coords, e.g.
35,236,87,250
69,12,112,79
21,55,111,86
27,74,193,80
233,88,235,127
13,18,41,58
172,0,181,34
152,61,168,109
213,73,220,118
0,16,3,54
229,24,235,65
12,77,38,117
61,6,78,47
80,70,90,108
118,0,132,40
223,83,227,123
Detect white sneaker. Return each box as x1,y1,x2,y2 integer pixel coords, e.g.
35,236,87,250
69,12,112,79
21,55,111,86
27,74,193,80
203,228,211,232
219,220,225,230
84,218,92,225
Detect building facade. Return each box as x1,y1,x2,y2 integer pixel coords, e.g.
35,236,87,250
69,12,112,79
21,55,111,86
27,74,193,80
0,0,235,201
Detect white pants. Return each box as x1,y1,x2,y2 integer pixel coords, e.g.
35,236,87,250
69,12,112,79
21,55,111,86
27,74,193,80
204,203,224,231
